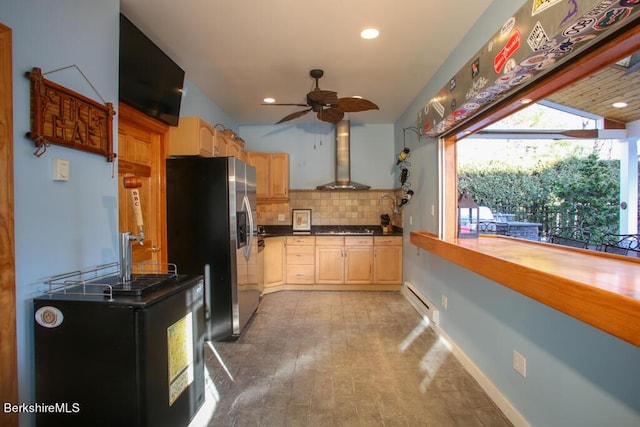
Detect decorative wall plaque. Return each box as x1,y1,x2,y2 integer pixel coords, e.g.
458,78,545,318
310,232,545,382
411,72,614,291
25,67,116,161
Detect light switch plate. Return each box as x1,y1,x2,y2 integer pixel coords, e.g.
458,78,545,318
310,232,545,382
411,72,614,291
53,158,69,181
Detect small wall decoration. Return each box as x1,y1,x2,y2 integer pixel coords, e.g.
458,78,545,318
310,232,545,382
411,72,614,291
292,209,312,232
25,67,116,161
397,127,419,208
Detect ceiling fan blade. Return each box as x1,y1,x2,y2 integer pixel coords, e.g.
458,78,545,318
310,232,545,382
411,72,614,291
275,108,312,124
335,97,379,113
262,103,308,107
318,108,344,124
307,90,338,106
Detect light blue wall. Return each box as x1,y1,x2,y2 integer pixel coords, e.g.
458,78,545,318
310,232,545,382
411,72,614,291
396,1,640,425
239,122,396,189
180,79,237,132
2,2,119,426
0,1,232,425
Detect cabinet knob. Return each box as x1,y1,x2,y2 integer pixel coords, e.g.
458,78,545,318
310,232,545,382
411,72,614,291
151,246,161,253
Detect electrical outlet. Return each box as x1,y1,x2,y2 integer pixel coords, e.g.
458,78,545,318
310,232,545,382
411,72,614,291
441,295,448,310
277,213,286,222
513,350,527,377
409,215,413,226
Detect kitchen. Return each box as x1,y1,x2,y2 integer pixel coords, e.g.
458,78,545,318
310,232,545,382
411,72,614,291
2,1,640,427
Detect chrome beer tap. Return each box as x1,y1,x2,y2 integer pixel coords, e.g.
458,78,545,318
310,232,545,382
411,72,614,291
120,176,145,282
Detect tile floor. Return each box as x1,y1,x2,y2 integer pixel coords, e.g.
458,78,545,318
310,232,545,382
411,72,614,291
196,291,512,427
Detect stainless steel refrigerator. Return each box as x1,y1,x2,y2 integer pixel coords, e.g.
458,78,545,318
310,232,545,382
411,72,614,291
166,156,259,341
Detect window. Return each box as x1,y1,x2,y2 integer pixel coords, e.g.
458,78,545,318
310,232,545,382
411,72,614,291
442,25,640,240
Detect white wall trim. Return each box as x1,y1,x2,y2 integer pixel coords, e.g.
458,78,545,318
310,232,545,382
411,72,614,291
401,283,529,427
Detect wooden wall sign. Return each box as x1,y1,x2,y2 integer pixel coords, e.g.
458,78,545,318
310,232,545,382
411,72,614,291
25,67,116,161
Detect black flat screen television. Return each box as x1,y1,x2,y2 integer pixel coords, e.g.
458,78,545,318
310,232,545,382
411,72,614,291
119,14,185,126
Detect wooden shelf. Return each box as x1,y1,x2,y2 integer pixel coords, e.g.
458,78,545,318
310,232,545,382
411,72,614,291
410,231,640,347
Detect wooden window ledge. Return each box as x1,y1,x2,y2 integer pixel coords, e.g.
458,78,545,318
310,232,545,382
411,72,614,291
410,231,640,347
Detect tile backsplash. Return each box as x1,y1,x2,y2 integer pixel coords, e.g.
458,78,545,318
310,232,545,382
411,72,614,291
257,189,403,226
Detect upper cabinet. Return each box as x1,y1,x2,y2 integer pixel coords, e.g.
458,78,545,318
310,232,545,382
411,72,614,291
168,118,248,160
168,117,217,157
246,152,289,202
225,135,247,162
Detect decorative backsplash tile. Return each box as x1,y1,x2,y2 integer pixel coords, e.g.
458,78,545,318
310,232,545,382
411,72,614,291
257,189,403,226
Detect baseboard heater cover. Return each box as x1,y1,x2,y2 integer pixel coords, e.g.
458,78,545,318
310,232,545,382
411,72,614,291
403,281,440,325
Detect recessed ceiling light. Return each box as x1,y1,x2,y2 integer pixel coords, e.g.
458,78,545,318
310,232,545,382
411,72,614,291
612,101,628,108
360,27,380,40
520,98,533,104
263,97,276,103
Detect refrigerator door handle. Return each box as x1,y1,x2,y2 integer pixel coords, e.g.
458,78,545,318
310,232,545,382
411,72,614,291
242,195,254,260
203,263,211,321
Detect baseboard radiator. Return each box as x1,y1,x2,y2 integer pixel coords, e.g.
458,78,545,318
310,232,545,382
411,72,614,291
402,281,440,325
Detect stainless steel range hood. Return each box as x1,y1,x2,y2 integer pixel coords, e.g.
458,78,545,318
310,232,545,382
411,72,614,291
316,120,370,190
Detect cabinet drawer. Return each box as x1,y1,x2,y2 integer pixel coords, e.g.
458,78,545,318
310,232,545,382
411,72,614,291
374,236,402,246
287,246,315,265
286,236,315,246
344,236,373,246
286,265,315,284
315,236,344,246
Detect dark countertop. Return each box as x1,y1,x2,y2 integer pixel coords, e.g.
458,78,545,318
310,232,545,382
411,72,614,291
34,274,204,307
259,224,403,238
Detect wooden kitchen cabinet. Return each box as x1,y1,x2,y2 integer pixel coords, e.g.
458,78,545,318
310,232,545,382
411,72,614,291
213,130,228,157
264,236,286,287
315,236,373,284
168,116,216,157
344,237,373,284
285,236,315,284
315,236,344,284
246,152,289,202
227,137,247,162
373,236,403,284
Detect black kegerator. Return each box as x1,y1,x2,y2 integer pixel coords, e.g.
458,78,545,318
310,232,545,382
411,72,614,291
33,274,205,427
166,156,259,341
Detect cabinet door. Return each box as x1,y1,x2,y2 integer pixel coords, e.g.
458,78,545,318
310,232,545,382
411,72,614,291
269,153,289,200
246,152,269,199
373,245,403,284
227,138,246,161
199,124,215,157
168,116,215,157
213,130,227,157
315,246,344,284
264,237,285,286
344,246,373,284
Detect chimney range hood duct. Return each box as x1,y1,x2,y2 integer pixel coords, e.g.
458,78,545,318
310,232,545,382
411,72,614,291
316,120,370,190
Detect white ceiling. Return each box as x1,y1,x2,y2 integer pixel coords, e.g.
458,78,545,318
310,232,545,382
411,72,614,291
120,0,494,126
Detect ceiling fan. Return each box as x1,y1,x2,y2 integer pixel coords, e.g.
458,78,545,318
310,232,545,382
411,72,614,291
263,69,379,124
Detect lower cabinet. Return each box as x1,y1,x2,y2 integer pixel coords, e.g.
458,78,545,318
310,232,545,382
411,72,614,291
315,236,373,284
373,236,403,284
315,237,344,284
285,236,315,284
264,237,285,287
264,234,402,288
344,237,373,284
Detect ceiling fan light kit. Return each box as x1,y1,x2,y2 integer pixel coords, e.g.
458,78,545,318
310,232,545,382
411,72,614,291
264,69,379,125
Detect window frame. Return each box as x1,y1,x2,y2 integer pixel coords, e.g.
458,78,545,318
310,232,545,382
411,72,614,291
443,23,640,240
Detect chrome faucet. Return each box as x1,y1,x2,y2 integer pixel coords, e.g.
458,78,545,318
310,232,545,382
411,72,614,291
119,231,144,283
380,193,400,214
